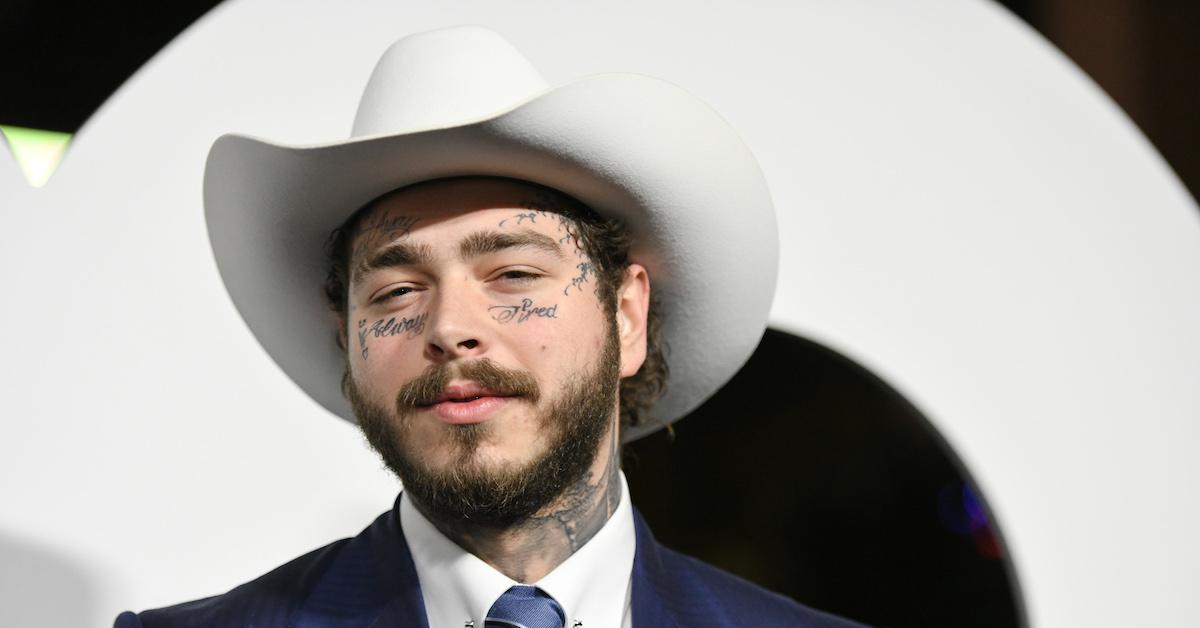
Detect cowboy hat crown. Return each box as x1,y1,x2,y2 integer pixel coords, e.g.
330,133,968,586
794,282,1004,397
353,26,548,137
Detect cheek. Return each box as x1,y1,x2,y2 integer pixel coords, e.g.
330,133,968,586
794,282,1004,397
348,314,428,382
505,304,606,372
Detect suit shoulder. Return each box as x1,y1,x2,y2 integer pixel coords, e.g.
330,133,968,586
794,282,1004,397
116,538,351,628
657,544,868,627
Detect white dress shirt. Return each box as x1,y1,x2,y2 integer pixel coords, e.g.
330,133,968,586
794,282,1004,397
400,472,637,628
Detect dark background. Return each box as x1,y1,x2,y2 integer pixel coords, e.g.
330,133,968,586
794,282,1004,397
3,2,1196,626
627,330,1019,627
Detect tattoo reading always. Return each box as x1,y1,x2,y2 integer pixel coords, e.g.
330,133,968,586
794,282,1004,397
356,313,428,360
351,214,419,259
489,298,558,324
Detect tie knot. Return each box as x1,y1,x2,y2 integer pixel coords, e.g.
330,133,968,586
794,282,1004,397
484,585,566,628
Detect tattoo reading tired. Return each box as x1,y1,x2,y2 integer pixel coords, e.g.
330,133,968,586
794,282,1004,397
489,298,558,324
356,312,428,359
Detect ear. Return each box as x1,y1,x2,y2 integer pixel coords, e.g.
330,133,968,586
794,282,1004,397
615,264,651,378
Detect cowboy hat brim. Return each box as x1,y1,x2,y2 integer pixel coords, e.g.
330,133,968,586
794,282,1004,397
204,72,777,442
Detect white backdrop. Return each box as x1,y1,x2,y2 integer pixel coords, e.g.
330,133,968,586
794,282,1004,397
1,1,1198,626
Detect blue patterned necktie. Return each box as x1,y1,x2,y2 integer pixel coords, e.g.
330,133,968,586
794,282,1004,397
484,585,566,628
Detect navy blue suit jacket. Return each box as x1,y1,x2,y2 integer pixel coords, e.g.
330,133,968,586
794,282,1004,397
116,496,864,627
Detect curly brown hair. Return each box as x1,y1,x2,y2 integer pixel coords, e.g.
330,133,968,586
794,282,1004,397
321,177,668,433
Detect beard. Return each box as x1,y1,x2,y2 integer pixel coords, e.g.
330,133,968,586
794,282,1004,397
347,325,620,530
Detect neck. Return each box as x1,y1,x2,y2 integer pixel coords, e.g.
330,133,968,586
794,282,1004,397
417,422,623,583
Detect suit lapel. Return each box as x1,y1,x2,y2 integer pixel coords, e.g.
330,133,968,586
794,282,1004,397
630,509,683,628
297,499,691,628
367,494,431,628
290,494,429,628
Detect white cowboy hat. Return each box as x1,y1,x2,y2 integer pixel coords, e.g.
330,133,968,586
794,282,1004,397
204,25,777,442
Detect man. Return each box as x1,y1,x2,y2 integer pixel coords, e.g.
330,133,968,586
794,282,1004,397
117,26,863,627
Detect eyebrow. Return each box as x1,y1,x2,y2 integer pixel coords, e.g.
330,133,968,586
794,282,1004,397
352,241,436,285
458,230,566,261
351,230,566,286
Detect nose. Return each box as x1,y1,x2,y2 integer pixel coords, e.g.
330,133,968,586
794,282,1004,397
424,280,489,362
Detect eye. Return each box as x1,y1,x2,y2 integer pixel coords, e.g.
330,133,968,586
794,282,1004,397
370,285,416,305
489,265,545,286
497,269,540,283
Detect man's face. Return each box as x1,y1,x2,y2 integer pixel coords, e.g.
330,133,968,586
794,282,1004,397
342,178,643,525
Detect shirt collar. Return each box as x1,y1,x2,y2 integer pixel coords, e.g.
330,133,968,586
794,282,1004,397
400,472,636,627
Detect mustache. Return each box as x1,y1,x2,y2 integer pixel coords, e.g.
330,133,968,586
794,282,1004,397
395,359,541,413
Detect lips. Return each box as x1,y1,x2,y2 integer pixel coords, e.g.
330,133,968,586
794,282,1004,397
394,360,540,424
429,383,512,405
423,382,518,424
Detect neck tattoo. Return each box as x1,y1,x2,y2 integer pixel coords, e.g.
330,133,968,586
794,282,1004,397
418,423,623,584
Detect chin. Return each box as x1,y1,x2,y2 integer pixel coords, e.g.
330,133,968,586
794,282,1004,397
432,436,544,475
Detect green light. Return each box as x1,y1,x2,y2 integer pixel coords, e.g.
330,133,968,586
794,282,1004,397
1,125,72,188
